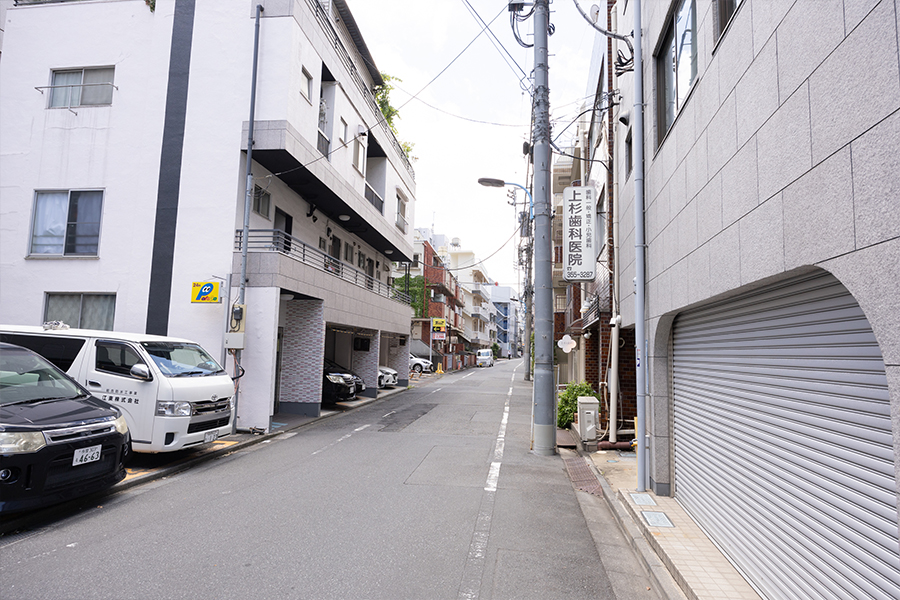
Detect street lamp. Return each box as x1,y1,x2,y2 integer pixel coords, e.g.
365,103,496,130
478,177,552,455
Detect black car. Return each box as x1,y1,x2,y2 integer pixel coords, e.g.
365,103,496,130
322,358,366,403
0,343,131,514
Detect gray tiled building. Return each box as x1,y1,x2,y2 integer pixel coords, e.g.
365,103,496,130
611,0,900,597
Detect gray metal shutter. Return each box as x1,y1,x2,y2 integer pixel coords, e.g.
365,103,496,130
672,271,900,600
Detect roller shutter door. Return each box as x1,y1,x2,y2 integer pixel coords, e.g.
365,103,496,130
672,271,900,600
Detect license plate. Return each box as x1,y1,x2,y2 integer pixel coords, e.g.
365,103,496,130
73,444,102,466
204,430,218,443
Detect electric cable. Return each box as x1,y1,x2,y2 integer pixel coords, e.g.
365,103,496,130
460,0,531,94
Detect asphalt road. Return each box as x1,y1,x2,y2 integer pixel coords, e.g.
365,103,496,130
1,359,660,600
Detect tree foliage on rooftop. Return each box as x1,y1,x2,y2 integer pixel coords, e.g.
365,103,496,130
375,73,417,161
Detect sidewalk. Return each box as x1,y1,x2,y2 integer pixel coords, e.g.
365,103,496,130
569,439,763,600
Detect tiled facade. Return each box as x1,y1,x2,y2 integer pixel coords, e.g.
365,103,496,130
279,300,326,415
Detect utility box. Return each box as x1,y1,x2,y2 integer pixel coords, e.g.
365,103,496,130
577,396,600,441
224,332,245,349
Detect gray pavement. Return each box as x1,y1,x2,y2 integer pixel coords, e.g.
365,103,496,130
0,360,725,600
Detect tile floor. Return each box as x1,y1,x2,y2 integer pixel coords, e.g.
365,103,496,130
591,450,763,600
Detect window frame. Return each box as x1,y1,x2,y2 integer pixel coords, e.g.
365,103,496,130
252,185,271,219
95,340,145,378
48,67,115,109
44,292,116,330
301,67,313,102
713,0,739,46
352,136,367,175
655,0,698,146
29,189,104,257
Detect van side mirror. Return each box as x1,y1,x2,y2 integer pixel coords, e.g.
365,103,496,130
130,363,152,381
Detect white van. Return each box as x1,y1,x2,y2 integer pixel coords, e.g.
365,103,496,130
0,324,234,453
476,349,494,367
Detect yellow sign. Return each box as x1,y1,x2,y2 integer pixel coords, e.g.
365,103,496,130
432,318,446,332
191,281,221,303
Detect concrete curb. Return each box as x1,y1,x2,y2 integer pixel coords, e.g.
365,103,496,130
569,439,688,600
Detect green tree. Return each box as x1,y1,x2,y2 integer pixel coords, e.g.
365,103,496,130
393,274,425,318
374,73,416,161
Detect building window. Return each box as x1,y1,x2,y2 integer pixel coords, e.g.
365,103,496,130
301,68,313,101
358,250,367,270
49,67,115,108
395,192,408,234
353,136,366,174
713,0,738,44
625,128,633,176
344,242,354,262
340,118,348,144
656,0,697,143
253,185,271,219
412,253,420,267
44,293,116,330
30,190,103,256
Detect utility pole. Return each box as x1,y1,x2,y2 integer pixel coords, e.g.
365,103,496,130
532,0,555,456
523,237,533,381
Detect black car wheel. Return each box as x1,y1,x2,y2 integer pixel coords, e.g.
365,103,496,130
412,364,423,373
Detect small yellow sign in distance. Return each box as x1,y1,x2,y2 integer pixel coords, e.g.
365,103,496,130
191,281,221,303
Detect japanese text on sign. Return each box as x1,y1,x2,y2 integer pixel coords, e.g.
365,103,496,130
562,187,597,282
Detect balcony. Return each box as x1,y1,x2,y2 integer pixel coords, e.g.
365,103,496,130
234,229,410,305
473,283,490,301
365,182,384,213
317,129,330,158
471,306,490,322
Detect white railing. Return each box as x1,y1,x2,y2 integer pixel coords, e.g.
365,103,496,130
234,229,410,305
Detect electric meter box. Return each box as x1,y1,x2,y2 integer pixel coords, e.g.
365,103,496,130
577,396,600,441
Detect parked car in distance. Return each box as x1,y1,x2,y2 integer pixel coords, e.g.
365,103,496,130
476,349,494,367
378,366,399,389
409,354,433,373
0,343,131,514
322,359,358,404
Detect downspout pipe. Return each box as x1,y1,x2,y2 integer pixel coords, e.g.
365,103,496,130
632,0,648,493
571,0,644,489
239,4,264,308
233,3,263,433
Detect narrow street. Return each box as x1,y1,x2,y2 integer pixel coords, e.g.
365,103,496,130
1,360,660,600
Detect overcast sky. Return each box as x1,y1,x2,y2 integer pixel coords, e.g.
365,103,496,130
346,0,603,291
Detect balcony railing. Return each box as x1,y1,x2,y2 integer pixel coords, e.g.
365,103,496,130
365,183,384,213
395,211,408,234
317,130,330,158
471,306,490,322
234,229,410,305
473,283,490,301
305,0,415,181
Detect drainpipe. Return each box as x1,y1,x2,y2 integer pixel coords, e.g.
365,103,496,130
609,314,621,442
632,0,648,493
239,4,264,309
233,4,263,432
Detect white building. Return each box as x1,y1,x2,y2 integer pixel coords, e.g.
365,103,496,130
491,285,518,358
446,240,496,351
0,0,415,430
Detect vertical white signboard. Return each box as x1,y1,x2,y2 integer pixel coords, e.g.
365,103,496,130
562,186,597,282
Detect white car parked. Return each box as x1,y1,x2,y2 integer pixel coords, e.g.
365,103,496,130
409,354,433,373
378,366,399,388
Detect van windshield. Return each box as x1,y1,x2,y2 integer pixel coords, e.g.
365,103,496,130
141,342,225,378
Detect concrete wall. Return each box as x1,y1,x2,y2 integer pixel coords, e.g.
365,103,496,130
614,0,900,494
